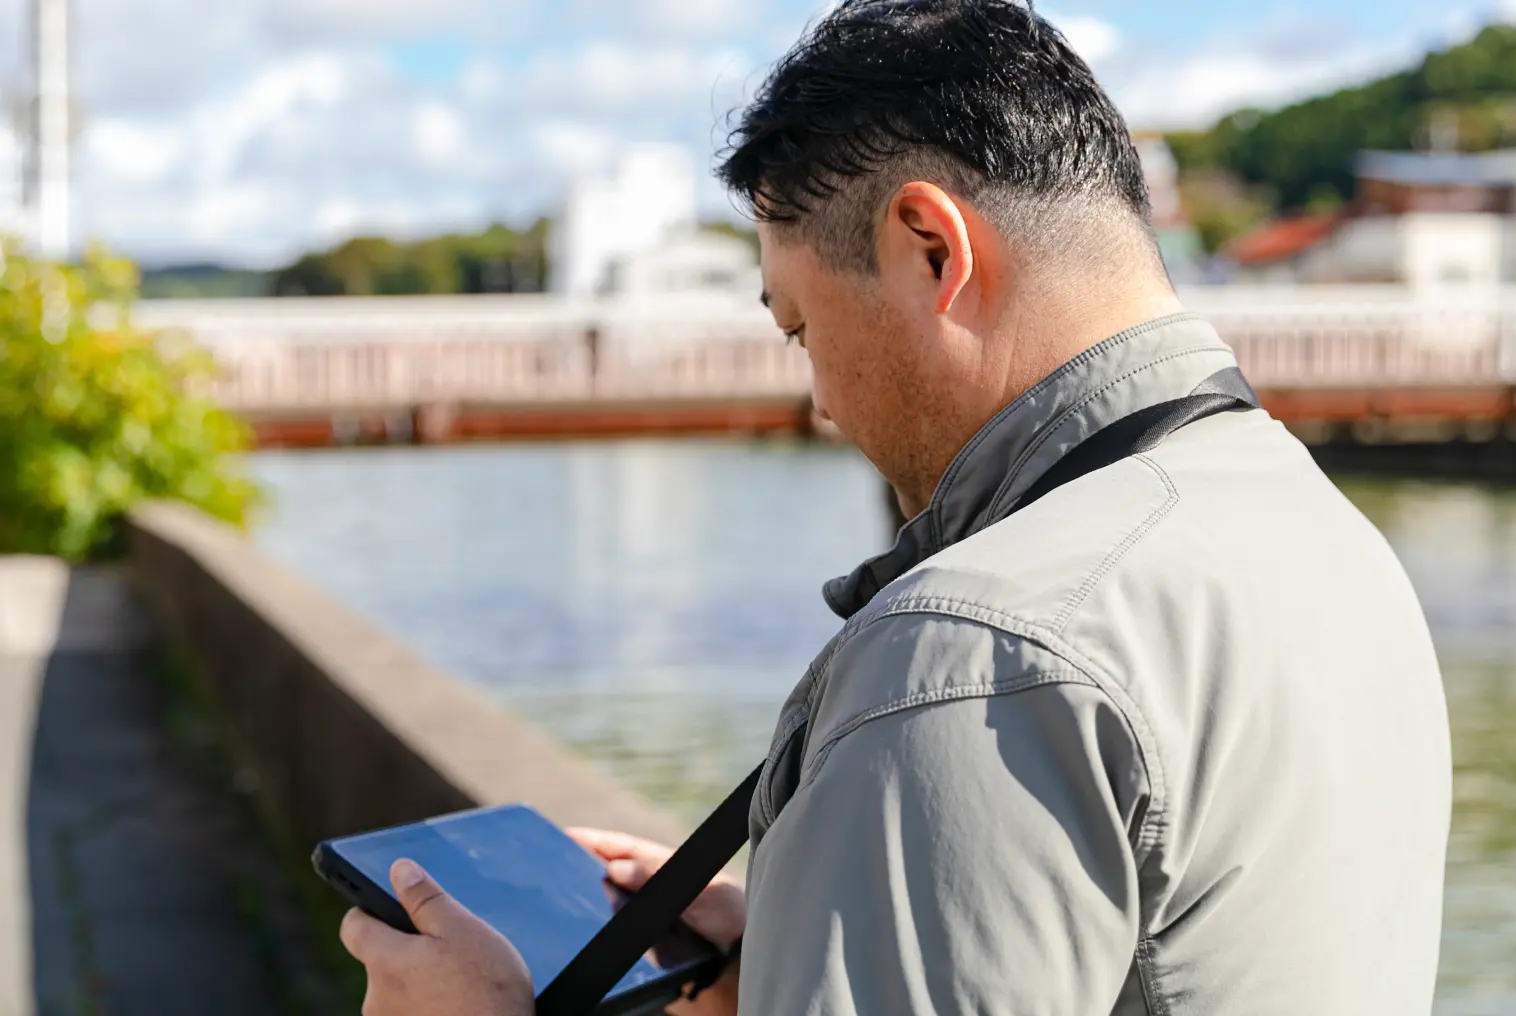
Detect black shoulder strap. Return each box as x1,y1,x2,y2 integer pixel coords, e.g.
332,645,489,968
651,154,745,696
1014,367,1258,513
537,367,1258,1016
535,765,763,1016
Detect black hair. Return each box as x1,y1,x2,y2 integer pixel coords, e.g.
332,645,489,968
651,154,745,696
717,0,1153,273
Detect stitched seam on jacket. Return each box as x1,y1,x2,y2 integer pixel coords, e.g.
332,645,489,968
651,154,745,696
984,344,1232,520
925,313,1202,548
788,596,1169,856
1051,455,1181,634
758,663,827,825
800,670,1096,788
1136,933,1171,1016
757,695,814,825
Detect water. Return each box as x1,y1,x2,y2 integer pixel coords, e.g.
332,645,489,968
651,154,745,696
250,440,888,812
250,441,1515,1012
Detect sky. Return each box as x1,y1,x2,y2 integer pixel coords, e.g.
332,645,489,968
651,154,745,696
1,0,1515,267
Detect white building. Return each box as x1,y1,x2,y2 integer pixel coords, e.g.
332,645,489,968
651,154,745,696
1133,133,1206,284
550,144,759,299
610,231,759,295
1231,149,1516,288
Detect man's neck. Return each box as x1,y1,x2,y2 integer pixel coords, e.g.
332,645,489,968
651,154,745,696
993,280,1187,408
894,280,1186,519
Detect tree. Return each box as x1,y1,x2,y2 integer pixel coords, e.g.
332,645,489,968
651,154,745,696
1178,171,1275,254
266,220,552,297
0,239,259,560
1165,24,1516,213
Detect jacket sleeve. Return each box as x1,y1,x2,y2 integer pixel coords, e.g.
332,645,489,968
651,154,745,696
737,680,1153,1015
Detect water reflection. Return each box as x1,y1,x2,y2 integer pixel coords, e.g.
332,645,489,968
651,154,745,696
1336,478,1516,1014
251,446,1515,1013
251,441,887,806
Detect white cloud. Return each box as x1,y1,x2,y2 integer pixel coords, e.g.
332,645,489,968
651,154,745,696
8,0,1504,264
1100,26,1424,129
638,0,754,40
1042,8,1421,129
1052,14,1121,67
1112,51,1373,129
74,48,505,265
516,41,750,116
413,102,467,165
530,122,619,178
312,196,365,240
562,0,759,42
86,121,186,186
460,60,507,103
265,0,494,36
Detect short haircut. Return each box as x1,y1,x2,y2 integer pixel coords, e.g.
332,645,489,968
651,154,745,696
717,0,1155,275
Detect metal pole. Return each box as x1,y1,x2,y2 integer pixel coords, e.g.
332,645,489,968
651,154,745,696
27,0,70,260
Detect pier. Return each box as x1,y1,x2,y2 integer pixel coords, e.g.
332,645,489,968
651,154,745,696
138,288,1516,458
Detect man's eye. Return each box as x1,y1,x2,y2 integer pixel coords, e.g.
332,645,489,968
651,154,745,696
783,326,806,347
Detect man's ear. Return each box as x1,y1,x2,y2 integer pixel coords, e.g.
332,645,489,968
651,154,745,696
886,181,974,315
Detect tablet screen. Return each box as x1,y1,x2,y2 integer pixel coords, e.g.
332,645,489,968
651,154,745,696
330,804,715,998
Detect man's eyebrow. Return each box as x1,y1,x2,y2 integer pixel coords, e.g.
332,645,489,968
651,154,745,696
759,289,770,308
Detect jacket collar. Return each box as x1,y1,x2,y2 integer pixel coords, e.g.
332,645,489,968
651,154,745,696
824,313,1241,619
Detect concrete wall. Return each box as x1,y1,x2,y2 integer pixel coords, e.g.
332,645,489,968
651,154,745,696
125,503,685,852
1400,213,1506,288
1314,217,1399,283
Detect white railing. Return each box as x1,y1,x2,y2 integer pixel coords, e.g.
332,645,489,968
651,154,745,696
1186,286,1516,387
134,287,1516,413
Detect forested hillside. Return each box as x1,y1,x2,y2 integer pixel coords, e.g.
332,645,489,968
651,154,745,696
1164,24,1516,248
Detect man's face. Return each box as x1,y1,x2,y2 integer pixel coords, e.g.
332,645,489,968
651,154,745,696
757,221,966,509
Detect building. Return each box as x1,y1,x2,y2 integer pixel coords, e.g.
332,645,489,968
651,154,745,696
1134,133,1207,284
1227,213,1351,285
609,231,758,295
550,144,759,299
1230,149,1516,287
16,0,72,259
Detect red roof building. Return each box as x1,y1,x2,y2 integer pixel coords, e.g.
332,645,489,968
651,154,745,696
1228,215,1345,268
1225,150,1516,286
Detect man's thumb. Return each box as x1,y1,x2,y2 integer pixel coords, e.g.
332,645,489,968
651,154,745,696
390,859,472,938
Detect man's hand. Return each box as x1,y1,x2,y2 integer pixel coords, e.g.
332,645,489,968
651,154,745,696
340,858,535,1016
567,828,746,1016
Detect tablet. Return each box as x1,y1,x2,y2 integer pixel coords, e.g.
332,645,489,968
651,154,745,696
313,804,724,1016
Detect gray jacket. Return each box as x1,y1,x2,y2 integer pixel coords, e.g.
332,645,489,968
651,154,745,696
740,314,1451,1015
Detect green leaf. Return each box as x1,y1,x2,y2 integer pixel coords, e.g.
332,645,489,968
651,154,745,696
0,234,261,561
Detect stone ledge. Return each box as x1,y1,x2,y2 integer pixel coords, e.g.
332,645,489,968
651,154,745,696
124,502,685,853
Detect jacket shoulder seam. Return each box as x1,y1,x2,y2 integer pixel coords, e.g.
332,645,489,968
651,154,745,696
793,599,1168,855
1051,453,1181,633
801,669,1099,786
756,695,815,826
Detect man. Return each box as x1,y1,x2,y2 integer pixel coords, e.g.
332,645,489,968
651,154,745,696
340,1,1452,1013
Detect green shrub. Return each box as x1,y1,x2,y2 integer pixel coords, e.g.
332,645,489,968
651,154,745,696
0,237,260,560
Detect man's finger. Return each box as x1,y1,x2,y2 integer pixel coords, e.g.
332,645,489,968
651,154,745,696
390,859,476,939
566,827,673,865
339,906,411,964
605,857,656,891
